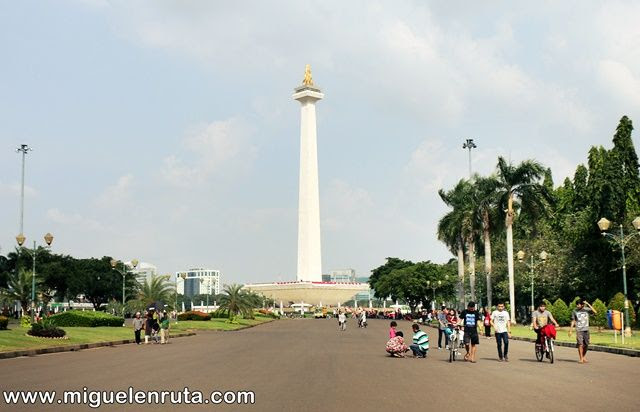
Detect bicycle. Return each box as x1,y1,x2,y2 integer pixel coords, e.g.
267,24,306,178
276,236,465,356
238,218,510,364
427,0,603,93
535,330,555,363
446,326,463,362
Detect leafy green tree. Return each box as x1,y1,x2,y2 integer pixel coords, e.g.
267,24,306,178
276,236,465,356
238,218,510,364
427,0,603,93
369,258,414,296
218,284,254,319
473,175,501,308
1,269,40,312
591,299,608,329
138,274,174,306
495,157,553,322
552,298,571,326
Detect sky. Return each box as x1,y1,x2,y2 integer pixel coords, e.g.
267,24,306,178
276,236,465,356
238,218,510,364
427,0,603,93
1,1,639,285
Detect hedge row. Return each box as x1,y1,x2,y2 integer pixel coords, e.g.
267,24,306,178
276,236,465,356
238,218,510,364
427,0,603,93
177,311,211,321
48,310,124,327
543,293,637,327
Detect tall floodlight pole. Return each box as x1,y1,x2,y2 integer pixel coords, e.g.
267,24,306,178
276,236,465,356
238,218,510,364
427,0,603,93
16,144,32,237
462,139,476,179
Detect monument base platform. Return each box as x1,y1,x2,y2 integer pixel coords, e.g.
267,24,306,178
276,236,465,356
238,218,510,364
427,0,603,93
243,281,369,307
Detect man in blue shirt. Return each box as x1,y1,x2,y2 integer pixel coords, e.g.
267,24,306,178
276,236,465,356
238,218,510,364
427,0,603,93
410,323,429,358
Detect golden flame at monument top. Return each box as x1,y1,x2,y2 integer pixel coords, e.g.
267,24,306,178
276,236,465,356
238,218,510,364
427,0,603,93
302,64,314,86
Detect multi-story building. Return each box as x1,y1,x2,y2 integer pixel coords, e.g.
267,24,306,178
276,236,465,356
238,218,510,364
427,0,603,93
355,276,374,302
176,268,221,298
126,261,158,284
328,269,356,283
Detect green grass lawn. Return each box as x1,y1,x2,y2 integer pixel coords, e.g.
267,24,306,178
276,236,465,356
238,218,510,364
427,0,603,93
171,316,274,332
509,325,640,349
0,315,275,353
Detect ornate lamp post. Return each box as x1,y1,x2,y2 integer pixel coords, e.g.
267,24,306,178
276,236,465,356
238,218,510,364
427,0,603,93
111,258,138,326
597,217,640,337
517,250,548,317
16,232,54,323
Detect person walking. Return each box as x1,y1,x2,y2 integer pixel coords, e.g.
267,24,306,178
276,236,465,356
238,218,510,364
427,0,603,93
144,311,154,344
437,306,448,350
490,302,511,361
338,311,347,331
132,312,144,345
360,310,367,328
459,302,482,363
160,310,170,344
568,300,596,364
409,323,429,358
483,307,492,339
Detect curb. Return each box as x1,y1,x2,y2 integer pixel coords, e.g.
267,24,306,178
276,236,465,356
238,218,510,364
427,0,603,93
426,324,640,357
0,332,196,360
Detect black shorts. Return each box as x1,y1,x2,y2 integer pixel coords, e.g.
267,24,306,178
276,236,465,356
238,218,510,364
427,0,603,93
464,329,480,345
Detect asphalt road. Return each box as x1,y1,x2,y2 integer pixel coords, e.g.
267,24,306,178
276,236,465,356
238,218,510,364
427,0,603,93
1,318,638,412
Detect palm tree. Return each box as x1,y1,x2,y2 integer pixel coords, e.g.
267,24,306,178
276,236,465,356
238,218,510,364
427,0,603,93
218,284,255,319
495,157,552,322
438,179,474,306
1,269,39,313
473,175,502,308
138,274,174,305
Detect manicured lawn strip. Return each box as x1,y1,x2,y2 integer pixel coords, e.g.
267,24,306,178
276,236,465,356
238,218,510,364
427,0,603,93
171,316,273,332
0,325,132,353
509,325,640,350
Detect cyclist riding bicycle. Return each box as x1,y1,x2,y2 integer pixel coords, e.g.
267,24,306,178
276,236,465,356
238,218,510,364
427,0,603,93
531,302,559,349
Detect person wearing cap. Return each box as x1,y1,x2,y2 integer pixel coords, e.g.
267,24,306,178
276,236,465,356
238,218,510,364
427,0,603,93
459,301,482,362
132,312,144,345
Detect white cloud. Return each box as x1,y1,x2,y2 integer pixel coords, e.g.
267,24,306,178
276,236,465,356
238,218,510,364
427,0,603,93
598,60,640,108
0,180,37,198
95,173,134,208
46,208,107,232
162,118,257,186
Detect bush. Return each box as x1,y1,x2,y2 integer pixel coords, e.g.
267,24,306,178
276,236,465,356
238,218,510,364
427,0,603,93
177,311,211,321
48,310,124,327
21,316,32,328
209,309,228,319
608,292,637,325
568,296,581,315
28,318,66,338
551,299,571,326
0,315,8,330
592,299,608,328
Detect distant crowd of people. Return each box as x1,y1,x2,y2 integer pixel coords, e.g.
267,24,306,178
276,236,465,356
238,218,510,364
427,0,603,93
132,308,170,345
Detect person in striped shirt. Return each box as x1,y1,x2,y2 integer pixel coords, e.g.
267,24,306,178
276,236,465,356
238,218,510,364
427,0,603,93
410,323,429,358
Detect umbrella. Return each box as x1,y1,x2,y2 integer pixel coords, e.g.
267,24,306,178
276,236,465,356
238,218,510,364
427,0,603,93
147,301,165,312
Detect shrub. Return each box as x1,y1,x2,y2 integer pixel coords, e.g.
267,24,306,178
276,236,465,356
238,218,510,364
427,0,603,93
551,299,571,326
592,299,608,328
0,315,8,330
177,311,211,321
48,310,124,327
568,296,581,315
209,309,228,319
608,292,636,325
28,318,66,338
21,316,31,328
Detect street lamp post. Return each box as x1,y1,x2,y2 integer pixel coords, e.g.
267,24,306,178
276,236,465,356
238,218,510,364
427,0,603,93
15,144,32,237
16,232,54,323
462,138,477,178
517,250,548,316
597,217,640,337
111,258,138,326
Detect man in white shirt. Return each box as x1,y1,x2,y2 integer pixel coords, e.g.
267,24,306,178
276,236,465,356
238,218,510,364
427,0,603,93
490,302,512,362
338,312,347,331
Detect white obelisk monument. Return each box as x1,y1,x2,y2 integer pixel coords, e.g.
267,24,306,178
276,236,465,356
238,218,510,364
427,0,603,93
293,65,324,282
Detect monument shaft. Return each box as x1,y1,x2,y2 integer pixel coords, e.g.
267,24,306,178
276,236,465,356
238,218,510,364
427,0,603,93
293,81,323,282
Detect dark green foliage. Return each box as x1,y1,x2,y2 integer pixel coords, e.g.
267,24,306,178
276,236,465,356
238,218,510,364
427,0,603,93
591,299,608,328
177,311,211,321
608,292,636,325
0,315,8,330
209,309,228,319
552,299,571,326
568,296,581,315
28,318,66,338
48,310,124,327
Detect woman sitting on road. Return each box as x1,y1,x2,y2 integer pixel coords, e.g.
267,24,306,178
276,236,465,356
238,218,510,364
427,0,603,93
386,331,408,357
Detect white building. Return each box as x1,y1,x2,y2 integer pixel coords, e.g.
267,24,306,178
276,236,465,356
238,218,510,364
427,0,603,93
176,268,221,298
126,261,158,284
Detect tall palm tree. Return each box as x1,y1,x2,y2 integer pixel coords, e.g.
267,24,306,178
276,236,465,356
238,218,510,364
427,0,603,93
496,157,552,322
138,274,174,305
219,284,254,319
438,179,474,306
473,175,502,308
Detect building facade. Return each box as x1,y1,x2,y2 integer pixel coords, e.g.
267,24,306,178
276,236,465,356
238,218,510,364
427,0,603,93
126,261,158,285
176,269,221,298
328,269,356,283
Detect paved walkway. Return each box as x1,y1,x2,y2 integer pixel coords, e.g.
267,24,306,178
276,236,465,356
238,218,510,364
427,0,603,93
1,319,638,411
